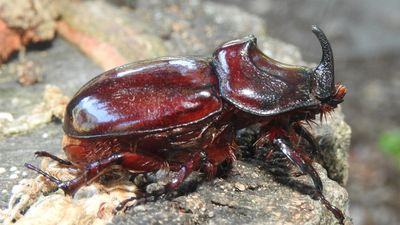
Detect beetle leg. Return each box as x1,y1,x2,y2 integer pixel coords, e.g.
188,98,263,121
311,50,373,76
293,123,321,160
26,152,165,196
202,123,236,178
272,137,322,192
192,151,217,179
271,137,344,224
116,152,204,212
119,125,236,212
25,163,65,187
34,151,74,166
204,144,236,175
166,152,202,190
117,129,237,212
114,191,161,213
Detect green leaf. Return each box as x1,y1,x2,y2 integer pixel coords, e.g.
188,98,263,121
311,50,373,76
378,130,400,165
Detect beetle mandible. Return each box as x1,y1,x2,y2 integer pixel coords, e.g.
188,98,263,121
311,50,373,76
25,26,346,224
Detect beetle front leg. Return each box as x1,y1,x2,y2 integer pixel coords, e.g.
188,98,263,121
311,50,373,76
293,123,321,160
271,137,344,224
272,137,322,192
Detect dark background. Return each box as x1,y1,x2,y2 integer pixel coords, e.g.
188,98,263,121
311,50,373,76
211,0,400,224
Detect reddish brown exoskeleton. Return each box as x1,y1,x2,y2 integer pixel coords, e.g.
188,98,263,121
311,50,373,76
26,26,346,224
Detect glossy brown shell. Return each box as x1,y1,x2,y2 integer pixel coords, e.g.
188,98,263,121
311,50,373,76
63,57,222,138
212,36,319,116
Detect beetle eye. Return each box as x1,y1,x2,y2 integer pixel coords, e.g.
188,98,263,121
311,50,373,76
320,84,346,106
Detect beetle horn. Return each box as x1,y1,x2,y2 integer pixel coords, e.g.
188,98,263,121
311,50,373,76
312,25,335,100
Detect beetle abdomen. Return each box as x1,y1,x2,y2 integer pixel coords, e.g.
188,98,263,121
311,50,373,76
63,57,222,138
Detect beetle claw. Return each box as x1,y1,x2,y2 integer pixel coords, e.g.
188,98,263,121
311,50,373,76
114,191,165,214
34,151,73,166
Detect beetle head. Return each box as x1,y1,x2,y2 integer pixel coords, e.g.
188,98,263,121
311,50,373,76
312,26,346,109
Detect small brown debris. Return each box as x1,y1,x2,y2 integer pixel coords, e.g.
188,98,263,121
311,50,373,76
17,60,42,86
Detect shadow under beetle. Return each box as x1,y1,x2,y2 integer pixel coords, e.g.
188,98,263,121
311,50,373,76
25,26,347,224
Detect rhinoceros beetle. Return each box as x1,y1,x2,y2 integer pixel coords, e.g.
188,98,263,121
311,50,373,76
25,26,346,224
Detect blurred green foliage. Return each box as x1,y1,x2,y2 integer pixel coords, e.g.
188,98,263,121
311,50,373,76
378,130,400,167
